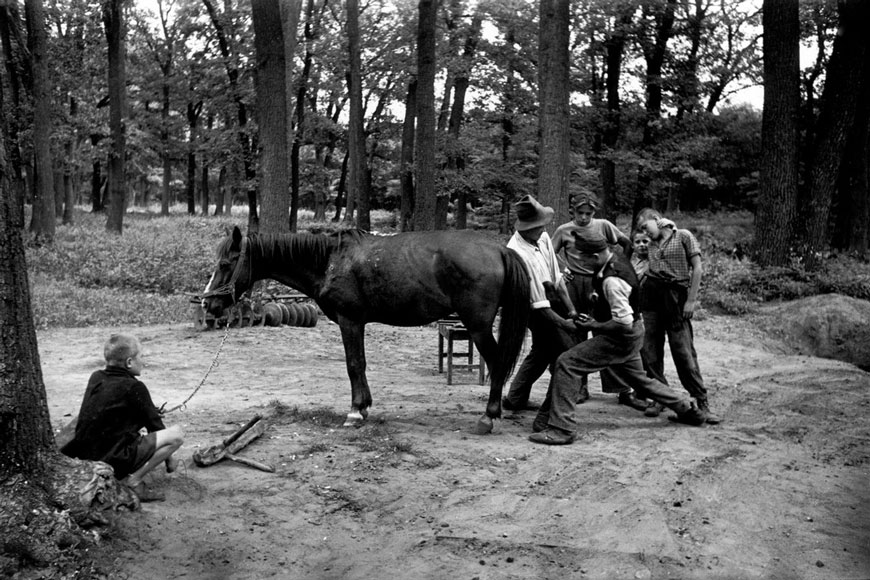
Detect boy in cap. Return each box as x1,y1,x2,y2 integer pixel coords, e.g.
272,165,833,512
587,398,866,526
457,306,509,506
502,195,578,412
551,191,643,410
528,240,706,445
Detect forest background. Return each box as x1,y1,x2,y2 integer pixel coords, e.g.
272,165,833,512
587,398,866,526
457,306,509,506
2,0,870,577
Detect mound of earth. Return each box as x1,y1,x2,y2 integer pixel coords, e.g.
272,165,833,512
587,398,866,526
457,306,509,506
757,293,870,370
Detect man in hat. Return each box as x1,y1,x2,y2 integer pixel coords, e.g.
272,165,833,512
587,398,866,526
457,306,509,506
502,195,579,413
529,238,707,445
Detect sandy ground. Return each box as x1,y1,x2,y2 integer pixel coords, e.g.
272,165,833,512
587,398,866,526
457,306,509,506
40,311,870,580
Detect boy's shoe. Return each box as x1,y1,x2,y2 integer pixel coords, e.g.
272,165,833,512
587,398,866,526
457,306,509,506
617,392,648,411
645,401,664,417
528,428,575,445
126,481,165,503
668,403,706,426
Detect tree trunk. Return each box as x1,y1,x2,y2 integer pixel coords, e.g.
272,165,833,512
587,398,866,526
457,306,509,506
332,149,349,222
800,0,870,270
283,0,303,231
447,13,481,231
161,83,171,215
186,101,201,215
346,0,369,231
102,0,127,234
90,134,103,212
0,105,54,475
537,0,571,229
832,76,870,255
252,0,290,234
599,7,632,223
400,79,416,232
754,0,800,267
0,4,28,227
632,0,676,218
25,0,55,242
412,0,437,231
62,96,76,225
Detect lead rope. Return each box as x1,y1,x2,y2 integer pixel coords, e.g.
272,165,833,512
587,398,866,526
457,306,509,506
160,322,231,415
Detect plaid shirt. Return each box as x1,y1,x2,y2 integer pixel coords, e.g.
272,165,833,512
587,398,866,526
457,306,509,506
648,229,701,287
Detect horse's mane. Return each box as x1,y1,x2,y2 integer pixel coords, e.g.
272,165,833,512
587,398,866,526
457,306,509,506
243,229,371,270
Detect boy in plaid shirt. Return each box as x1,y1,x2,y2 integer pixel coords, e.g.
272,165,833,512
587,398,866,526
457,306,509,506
635,208,721,425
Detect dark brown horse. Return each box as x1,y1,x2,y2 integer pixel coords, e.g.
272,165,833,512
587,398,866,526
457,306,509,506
202,226,530,433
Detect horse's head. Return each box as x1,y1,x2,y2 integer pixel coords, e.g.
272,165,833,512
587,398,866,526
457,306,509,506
202,226,253,316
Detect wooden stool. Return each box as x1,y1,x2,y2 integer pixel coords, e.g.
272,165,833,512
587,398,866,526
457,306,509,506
437,320,486,385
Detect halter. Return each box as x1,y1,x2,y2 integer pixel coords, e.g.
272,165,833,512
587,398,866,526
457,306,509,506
202,236,251,304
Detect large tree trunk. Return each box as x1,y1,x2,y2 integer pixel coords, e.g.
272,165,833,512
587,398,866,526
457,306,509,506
0,102,54,475
754,0,800,267
102,0,127,234
399,79,416,232
252,0,290,234
346,0,369,231
537,0,571,228
800,0,870,270
832,80,870,255
25,0,55,242
412,0,437,231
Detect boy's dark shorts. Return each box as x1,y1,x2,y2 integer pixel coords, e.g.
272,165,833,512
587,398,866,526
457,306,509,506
129,432,157,474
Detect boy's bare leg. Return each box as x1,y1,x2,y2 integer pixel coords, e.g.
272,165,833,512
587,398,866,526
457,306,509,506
124,425,184,487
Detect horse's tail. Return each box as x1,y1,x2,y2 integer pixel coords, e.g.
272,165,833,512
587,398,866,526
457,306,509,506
491,248,531,389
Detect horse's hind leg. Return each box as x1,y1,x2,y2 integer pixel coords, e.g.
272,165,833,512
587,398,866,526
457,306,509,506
337,317,373,427
469,330,501,435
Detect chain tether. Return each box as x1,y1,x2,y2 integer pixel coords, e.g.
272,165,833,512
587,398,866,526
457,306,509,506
161,322,231,415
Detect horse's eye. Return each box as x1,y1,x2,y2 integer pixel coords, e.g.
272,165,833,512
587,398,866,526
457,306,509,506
219,259,231,270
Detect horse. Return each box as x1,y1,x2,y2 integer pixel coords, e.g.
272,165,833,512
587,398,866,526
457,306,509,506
202,226,531,434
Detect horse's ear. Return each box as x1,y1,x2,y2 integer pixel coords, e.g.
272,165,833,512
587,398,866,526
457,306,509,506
232,226,243,246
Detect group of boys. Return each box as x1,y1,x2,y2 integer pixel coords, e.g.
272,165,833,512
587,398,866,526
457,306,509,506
505,192,720,445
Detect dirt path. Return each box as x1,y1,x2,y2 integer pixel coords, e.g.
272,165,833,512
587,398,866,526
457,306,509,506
40,313,870,580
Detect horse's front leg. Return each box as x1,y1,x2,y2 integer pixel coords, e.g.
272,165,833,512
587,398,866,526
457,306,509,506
337,316,372,427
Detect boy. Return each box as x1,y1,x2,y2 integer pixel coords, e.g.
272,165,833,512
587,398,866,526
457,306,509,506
635,209,721,425
630,229,652,283
551,191,643,410
61,333,184,502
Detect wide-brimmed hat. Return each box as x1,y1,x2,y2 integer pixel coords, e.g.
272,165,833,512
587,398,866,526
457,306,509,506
514,195,555,231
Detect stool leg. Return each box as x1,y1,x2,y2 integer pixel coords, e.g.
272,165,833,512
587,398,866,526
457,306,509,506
446,333,454,386
467,338,473,365
438,331,444,373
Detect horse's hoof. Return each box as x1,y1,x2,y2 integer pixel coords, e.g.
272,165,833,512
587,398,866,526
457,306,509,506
474,415,494,435
343,410,366,428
